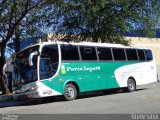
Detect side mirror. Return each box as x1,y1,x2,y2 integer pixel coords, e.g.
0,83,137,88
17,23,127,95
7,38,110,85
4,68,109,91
28,51,38,66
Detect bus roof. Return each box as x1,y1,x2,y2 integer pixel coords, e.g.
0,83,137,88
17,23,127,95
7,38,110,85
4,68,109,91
19,41,151,52
39,41,150,49
42,41,126,47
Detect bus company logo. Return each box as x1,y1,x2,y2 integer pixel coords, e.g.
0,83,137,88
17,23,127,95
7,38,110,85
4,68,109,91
66,66,101,72
61,65,66,74
61,65,101,74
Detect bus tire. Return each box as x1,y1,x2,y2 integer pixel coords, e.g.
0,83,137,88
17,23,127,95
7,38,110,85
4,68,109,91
126,78,136,92
64,84,77,101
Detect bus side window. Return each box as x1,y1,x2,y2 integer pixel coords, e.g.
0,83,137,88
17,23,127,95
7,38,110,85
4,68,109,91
145,50,153,61
61,45,79,60
112,48,126,61
80,47,97,60
97,47,113,60
126,49,138,61
137,49,146,61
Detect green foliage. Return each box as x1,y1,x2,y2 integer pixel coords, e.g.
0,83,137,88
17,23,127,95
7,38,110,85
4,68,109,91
0,0,52,94
0,0,57,53
55,0,160,45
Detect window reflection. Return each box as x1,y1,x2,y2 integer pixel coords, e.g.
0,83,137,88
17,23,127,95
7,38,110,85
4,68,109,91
40,44,59,80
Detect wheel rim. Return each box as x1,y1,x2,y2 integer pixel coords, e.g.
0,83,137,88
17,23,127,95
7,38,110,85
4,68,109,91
128,80,135,90
66,86,75,98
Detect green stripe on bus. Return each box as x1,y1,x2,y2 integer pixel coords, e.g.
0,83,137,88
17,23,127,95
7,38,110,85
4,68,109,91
41,61,138,94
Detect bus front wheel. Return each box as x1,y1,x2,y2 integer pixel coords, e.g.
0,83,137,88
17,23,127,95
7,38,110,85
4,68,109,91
64,84,77,101
126,78,136,92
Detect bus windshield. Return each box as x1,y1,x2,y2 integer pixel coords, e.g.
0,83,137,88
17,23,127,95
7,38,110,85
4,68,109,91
40,44,59,80
14,46,39,86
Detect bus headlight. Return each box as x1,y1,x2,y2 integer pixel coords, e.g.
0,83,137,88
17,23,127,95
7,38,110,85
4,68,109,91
29,85,38,91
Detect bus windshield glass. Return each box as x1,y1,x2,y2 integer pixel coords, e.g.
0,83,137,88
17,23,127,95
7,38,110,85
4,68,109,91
14,46,39,86
40,44,59,80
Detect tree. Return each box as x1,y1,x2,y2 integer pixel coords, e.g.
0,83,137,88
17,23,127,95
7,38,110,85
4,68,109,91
55,0,160,44
11,0,60,52
0,0,48,94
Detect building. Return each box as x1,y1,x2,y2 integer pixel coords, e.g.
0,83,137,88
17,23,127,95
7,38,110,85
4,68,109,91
126,37,160,65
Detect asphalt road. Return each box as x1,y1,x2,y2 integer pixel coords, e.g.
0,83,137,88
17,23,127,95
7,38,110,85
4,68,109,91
0,82,160,114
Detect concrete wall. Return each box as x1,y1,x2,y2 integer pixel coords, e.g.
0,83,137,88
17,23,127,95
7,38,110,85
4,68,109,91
126,37,160,66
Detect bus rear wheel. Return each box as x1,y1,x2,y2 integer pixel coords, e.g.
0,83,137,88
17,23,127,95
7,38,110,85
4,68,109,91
64,84,77,101
126,78,136,92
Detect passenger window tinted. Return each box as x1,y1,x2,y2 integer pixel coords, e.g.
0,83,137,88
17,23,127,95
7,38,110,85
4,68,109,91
126,49,138,61
97,47,113,60
112,48,126,60
145,50,153,61
41,44,59,64
80,47,97,60
61,45,79,60
137,49,146,61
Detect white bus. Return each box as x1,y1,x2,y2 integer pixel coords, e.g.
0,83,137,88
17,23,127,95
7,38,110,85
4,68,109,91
13,42,157,100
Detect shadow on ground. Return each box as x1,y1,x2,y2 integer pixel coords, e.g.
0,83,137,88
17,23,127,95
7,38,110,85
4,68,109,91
0,88,148,108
